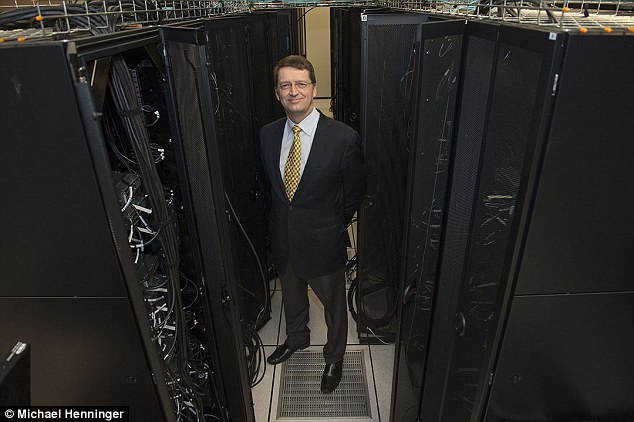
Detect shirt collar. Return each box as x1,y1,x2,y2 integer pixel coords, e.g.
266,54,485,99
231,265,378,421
286,107,320,137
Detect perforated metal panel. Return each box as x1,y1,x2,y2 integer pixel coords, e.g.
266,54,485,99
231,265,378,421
205,18,270,328
164,30,255,421
358,13,428,341
277,350,371,419
417,23,498,422
392,21,465,422
442,40,545,421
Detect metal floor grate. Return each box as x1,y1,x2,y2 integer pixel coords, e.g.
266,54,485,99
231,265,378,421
277,350,372,420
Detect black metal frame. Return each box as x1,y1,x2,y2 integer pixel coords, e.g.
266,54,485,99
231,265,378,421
202,15,272,330
414,20,501,422
413,21,568,421
330,5,367,131
0,24,268,421
391,17,467,422
0,32,173,421
160,25,255,421
357,12,429,344
483,31,634,421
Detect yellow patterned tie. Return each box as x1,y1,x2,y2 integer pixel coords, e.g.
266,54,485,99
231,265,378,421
283,125,302,200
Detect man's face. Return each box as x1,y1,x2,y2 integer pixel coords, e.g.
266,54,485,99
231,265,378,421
275,66,317,123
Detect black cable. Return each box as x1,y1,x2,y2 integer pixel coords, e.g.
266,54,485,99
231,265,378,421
242,321,266,388
223,191,270,328
0,0,157,32
109,54,208,420
296,7,315,23
475,0,557,22
223,191,270,389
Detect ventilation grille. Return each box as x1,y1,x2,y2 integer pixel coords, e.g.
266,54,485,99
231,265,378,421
277,350,372,419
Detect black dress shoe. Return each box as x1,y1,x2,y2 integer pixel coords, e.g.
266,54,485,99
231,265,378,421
267,341,309,365
320,361,343,394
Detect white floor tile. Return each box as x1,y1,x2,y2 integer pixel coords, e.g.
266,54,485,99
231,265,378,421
266,348,281,421
369,344,396,422
252,346,277,422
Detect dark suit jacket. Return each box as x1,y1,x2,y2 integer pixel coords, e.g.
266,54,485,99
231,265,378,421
260,111,365,279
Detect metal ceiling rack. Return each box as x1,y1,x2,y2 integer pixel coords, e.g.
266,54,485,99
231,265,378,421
0,0,250,41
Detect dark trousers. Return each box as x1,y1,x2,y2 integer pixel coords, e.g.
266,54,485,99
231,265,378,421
279,266,347,364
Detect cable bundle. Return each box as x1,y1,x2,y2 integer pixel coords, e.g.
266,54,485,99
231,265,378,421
0,0,158,34
242,322,266,387
108,54,209,420
223,192,269,387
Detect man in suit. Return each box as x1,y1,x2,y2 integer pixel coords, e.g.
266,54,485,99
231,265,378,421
260,55,365,393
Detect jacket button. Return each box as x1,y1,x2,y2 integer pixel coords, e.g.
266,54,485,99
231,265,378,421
289,205,293,210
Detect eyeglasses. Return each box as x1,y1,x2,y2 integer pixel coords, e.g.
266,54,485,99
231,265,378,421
277,81,313,91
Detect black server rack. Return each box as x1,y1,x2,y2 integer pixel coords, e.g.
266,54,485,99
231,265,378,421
161,25,259,421
482,32,634,422
330,6,364,131
434,23,569,422
203,15,272,329
0,26,256,421
0,31,173,420
0,342,31,406
271,8,297,59
356,12,429,343
412,20,503,422
330,6,346,124
388,18,634,421
331,6,406,131
391,18,466,422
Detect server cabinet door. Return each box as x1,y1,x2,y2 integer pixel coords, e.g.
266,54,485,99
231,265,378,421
357,12,429,344
437,24,566,422
271,9,296,57
415,21,500,422
0,41,169,421
243,12,285,126
161,25,257,422
330,6,370,131
391,18,466,422
204,16,271,330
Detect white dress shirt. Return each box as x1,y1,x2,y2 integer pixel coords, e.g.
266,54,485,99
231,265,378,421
279,107,321,179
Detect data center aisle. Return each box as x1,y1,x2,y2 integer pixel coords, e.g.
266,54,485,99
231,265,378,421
252,98,394,421
253,278,395,422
